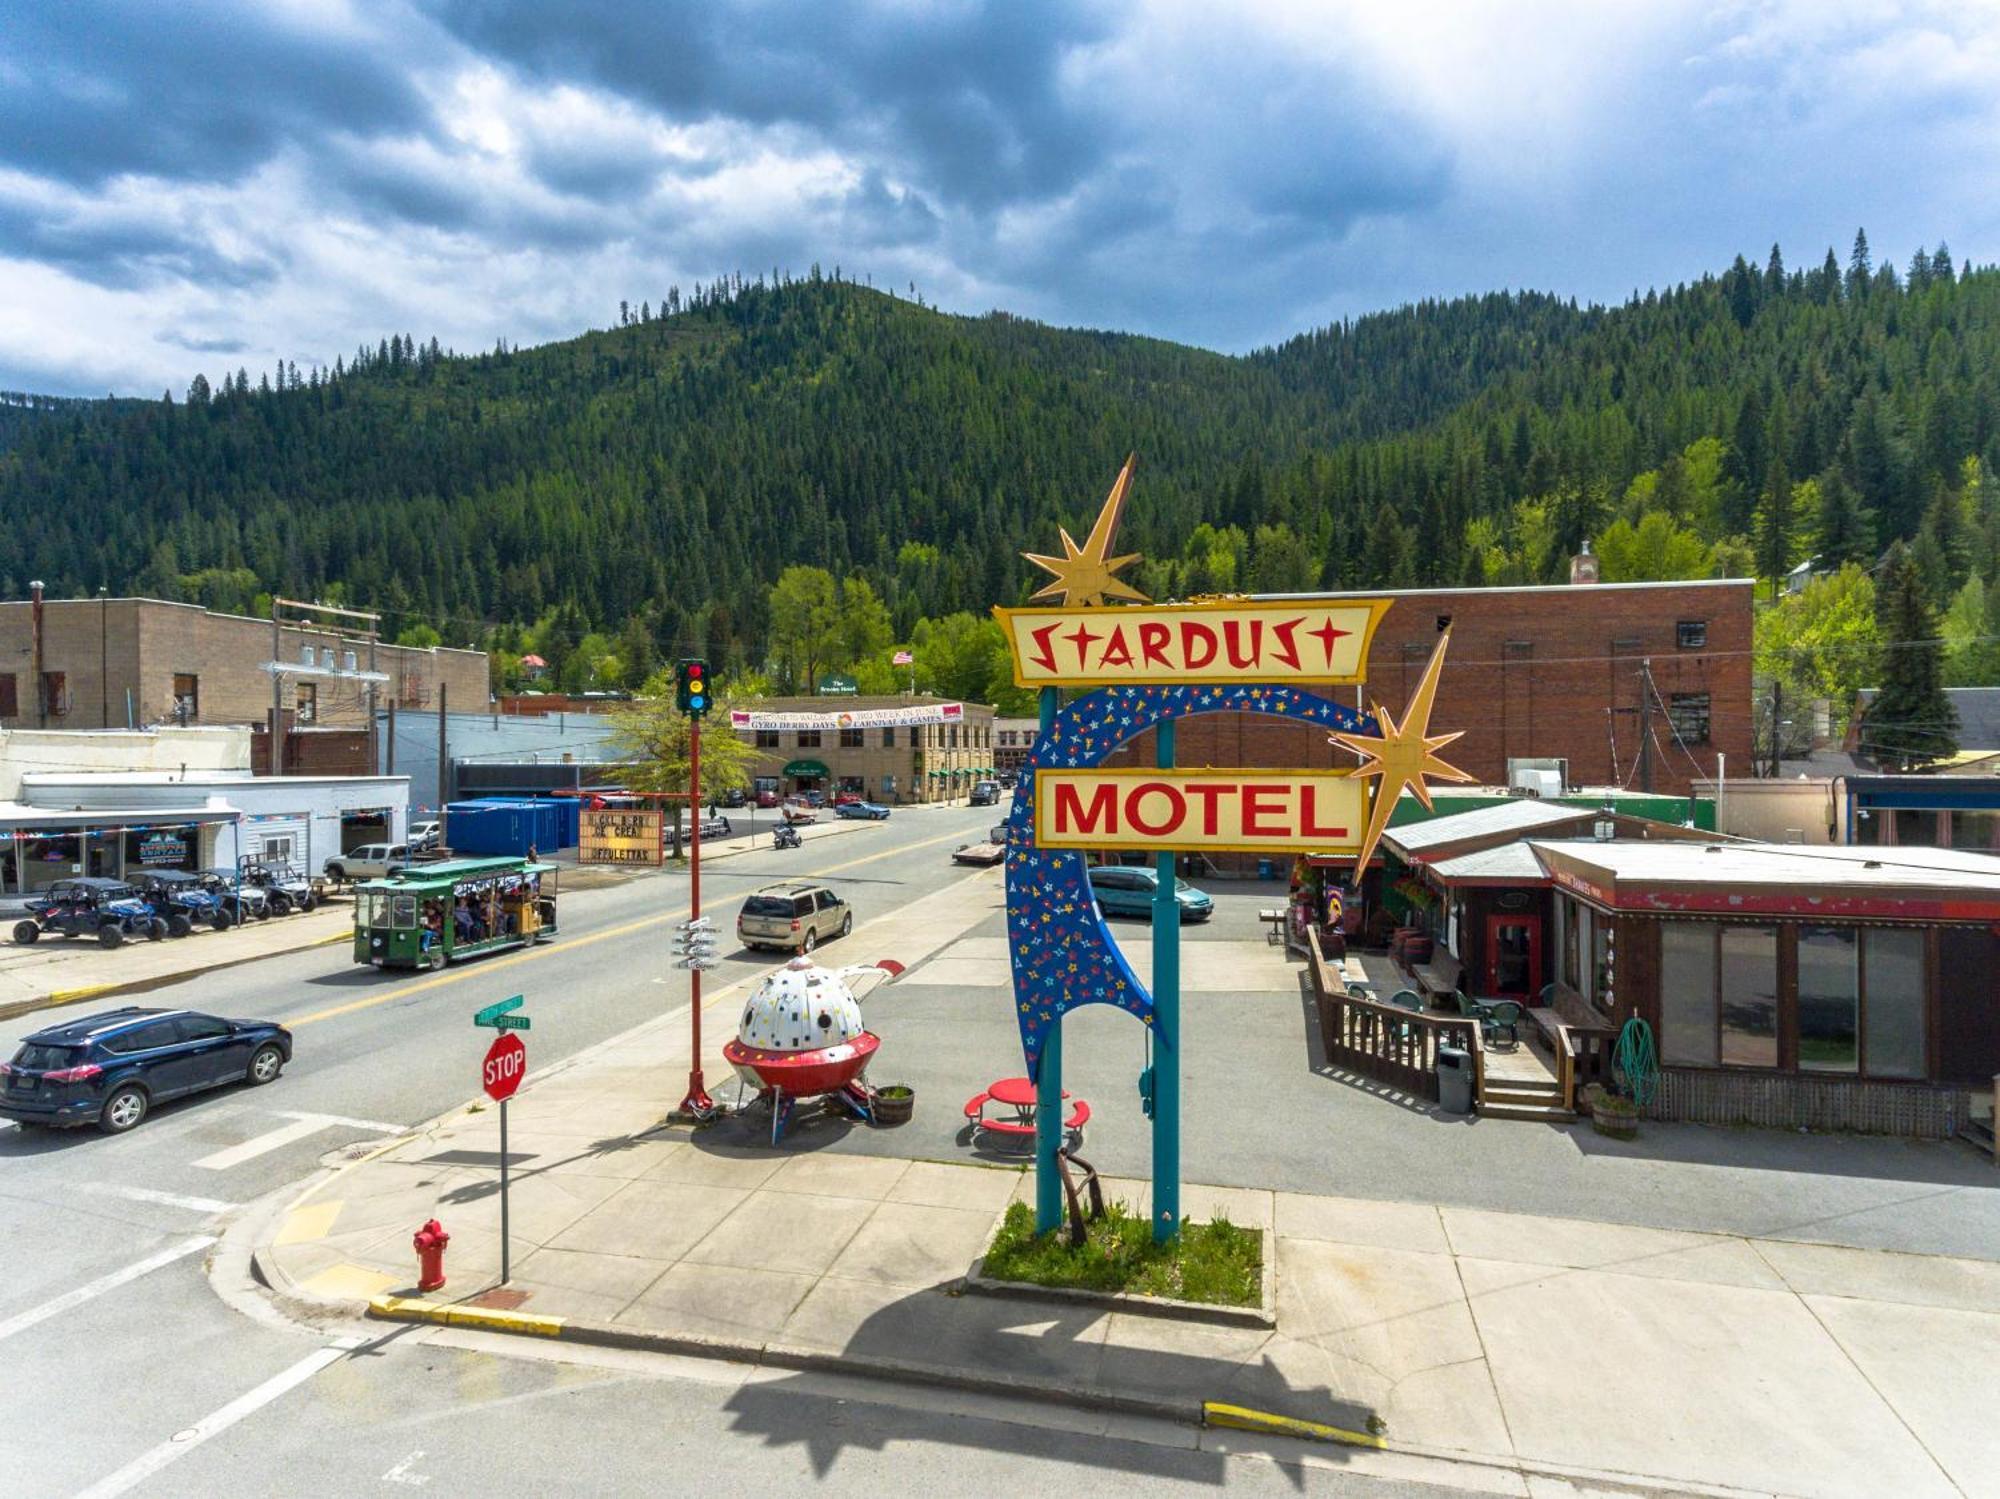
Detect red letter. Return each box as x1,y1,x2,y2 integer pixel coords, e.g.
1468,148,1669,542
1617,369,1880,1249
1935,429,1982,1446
1271,617,1304,671
1242,785,1288,837
1098,624,1134,669
1138,622,1171,669
1124,782,1184,838
1300,783,1349,839
1185,782,1230,836
1180,621,1218,670
1054,782,1117,836
1223,617,1261,669
1028,622,1062,673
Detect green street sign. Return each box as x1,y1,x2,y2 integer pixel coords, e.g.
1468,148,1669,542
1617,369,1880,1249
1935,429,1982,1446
487,1014,531,1031
474,995,526,1027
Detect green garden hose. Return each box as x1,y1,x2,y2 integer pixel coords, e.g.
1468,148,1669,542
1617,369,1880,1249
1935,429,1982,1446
1614,1017,1659,1109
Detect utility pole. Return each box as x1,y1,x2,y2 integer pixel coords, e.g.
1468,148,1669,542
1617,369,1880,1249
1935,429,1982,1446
366,628,379,776
1769,678,1783,778
1637,660,1655,794
30,581,45,728
386,698,397,776
270,597,282,773
436,682,449,844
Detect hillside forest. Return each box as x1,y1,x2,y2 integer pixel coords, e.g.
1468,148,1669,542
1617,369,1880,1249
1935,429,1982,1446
1,232,1996,755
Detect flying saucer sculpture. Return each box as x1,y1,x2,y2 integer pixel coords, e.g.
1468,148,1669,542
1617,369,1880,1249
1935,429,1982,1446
723,955,904,1143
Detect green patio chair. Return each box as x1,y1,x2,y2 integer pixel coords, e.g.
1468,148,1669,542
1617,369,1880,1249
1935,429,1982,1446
1455,991,1522,1048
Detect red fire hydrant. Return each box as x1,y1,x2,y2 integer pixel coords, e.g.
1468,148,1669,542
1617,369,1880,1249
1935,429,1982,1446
413,1218,449,1293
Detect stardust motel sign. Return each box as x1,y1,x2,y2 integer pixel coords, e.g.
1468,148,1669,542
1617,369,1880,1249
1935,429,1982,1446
1033,768,1367,855
995,598,1390,688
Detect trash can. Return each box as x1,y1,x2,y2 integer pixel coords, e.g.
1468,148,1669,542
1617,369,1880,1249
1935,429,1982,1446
1436,1045,1473,1114
1257,857,1276,880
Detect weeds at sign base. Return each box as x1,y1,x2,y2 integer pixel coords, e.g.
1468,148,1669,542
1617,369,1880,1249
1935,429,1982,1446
980,1200,1261,1308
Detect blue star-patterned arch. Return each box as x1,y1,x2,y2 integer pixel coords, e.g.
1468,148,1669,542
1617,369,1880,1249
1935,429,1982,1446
1003,682,1374,1073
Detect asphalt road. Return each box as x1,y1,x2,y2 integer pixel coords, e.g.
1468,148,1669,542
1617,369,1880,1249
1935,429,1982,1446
0,804,1025,1499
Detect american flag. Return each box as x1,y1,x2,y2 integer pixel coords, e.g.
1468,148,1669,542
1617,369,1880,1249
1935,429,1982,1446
892,650,913,665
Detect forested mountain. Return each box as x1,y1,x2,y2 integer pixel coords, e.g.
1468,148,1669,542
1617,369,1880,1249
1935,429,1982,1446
2,237,1997,693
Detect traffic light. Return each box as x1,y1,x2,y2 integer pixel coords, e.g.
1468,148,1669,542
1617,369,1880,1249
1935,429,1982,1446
676,659,711,717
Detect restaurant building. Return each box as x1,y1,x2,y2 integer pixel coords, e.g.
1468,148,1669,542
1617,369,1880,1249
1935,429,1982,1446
731,696,998,804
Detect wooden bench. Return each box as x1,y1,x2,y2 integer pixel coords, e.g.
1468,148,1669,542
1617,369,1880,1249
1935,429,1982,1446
1408,949,1464,1006
1527,987,1615,1052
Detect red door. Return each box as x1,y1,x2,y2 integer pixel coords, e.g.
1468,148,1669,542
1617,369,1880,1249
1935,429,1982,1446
1484,914,1542,999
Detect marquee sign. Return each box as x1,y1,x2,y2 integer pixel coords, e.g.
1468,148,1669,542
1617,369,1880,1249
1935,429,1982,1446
995,599,1389,688
729,702,963,732
580,808,663,866
1034,768,1366,854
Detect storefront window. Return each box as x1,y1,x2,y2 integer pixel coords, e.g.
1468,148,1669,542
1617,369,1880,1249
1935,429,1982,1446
1949,810,2000,853
1717,925,1778,1067
1660,922,1717,1066
1892,809,1939,847
1863,928,1926,1078
1797,926,1859,1072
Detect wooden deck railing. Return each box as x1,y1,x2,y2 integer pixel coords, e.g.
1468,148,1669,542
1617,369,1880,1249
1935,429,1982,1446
1309,931,1481,1102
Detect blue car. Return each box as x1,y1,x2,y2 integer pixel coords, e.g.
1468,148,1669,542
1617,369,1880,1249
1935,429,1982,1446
0,1006,292,1133
835,801,892,820
1087,865,1214,922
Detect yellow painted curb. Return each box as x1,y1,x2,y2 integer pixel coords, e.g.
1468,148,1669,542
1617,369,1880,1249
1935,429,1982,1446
1203,1401,1386,1449
46,982,117,1004
368,1293,564,1338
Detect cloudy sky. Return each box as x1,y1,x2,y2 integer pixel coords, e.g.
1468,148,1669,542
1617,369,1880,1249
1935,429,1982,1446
4,0,1999,397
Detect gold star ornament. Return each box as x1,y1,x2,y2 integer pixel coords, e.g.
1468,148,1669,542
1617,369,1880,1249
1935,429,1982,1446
1328,630,1475,870
1024,454,1150,607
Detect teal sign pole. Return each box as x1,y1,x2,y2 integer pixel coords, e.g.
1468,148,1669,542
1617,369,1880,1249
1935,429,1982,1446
1150,716,1180,1242
1034,684,1065,1235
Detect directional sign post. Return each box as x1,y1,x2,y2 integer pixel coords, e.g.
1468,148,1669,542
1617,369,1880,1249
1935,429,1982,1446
482,1031,527,1283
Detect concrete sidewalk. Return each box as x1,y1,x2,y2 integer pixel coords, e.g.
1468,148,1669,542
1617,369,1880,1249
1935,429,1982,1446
252,874,1999,1499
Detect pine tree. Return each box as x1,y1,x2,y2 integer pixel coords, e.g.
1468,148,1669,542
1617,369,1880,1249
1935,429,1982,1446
1867,542,1957,767
1847,228,1873,298
1813,472,1874,565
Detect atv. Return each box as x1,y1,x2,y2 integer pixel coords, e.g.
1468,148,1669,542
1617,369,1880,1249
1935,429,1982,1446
236,858,319,915
200,868,270,923
14,877,169,947
131,869,231,936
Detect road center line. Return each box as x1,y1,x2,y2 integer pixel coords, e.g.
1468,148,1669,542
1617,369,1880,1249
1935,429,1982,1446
80,1183,238,1214
287,821,985,1029
0,1235,215,1344
71,1337,363,1499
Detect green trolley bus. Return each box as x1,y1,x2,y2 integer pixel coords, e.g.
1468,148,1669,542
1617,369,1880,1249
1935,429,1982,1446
353,857,558,971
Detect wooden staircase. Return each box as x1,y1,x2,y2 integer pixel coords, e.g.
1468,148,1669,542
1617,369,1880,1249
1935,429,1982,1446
1477,1043,1575,1122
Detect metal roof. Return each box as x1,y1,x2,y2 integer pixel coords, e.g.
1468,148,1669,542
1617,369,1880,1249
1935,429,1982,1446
1428,843,1552,883
1531,839,2000,897
1385,799,1586,857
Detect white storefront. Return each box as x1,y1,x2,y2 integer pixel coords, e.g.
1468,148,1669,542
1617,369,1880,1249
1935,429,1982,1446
12,771,409,882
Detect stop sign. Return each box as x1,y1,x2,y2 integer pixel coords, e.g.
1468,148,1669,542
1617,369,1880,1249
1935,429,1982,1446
482,1032,526,1101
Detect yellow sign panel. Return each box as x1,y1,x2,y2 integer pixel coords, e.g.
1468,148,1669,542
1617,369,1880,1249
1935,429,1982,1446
580,808,663,866
994,598,1391,688
1034,768,1367,854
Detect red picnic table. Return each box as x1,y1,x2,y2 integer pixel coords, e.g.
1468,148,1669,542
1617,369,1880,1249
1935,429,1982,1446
964,1075,1091,1144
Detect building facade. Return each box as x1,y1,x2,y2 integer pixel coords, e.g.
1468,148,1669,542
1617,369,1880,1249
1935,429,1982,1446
0,594,489,740
730,696,997,804
993,717,1039,779
1100,576,1752,797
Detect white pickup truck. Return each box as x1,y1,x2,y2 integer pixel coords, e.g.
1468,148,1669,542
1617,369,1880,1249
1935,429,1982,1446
323,842,411,886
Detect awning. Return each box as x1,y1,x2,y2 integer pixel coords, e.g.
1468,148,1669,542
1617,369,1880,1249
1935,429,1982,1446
783,759,830,778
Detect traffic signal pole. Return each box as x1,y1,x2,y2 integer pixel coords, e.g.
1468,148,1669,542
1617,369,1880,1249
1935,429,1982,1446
678,709,715,1119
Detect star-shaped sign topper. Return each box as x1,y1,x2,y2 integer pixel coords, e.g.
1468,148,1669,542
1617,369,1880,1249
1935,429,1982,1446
1024,454,1150,607
1328,629,1475,871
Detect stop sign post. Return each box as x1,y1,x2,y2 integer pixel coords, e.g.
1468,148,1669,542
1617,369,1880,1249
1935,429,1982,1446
482,1032,527,1282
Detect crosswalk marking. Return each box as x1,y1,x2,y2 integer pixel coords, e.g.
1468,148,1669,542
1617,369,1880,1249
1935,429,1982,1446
192,1111,398,1172
0,1236,214,1344
81,1183,238,1214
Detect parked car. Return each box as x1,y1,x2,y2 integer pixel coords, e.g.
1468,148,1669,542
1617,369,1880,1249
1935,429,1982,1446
781,800,818,825
238,858,319,914
737,881,852,954
755,788,781,808
0,1006,291,1133
969,780,1001,807
720,788,747,809
323,843,411,885
953,825,1010,866
131,869,231,936
832,790,863,806
802,789,827,808
1087,865,1214,922
200,869,272,922
835,800,891,820
408,820,441,851
694,813,733,840
14,878,168,947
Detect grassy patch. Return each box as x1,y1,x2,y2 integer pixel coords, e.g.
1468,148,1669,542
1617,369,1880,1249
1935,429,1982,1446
980,1200,1262,1308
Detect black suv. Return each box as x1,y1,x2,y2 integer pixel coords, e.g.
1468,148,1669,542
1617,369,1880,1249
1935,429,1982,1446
0,1006,292,1133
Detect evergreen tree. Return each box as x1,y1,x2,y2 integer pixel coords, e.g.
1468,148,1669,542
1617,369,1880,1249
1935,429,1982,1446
1847,228,1873,297
1813,472,1873,565
1867,542,1957,767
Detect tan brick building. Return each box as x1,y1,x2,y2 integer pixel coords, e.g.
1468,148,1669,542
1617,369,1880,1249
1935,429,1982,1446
1102,577,1753,797
0,595,489,741
733,695,998,804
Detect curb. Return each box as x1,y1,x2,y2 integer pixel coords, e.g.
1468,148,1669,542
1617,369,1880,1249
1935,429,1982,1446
0,924,354,1023
366,1293,1203,1424
1203,1401,1385,1449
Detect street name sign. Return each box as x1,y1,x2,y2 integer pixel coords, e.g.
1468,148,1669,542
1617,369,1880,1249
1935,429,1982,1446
474,996,525,1027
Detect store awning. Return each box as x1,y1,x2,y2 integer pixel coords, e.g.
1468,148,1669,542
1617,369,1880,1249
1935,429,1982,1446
782,760,830,778
0,801,242,833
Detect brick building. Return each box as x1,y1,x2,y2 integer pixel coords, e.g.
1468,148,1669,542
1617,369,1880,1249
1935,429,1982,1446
731,695,998,804
0,595,489,754
1103,575,1752,797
